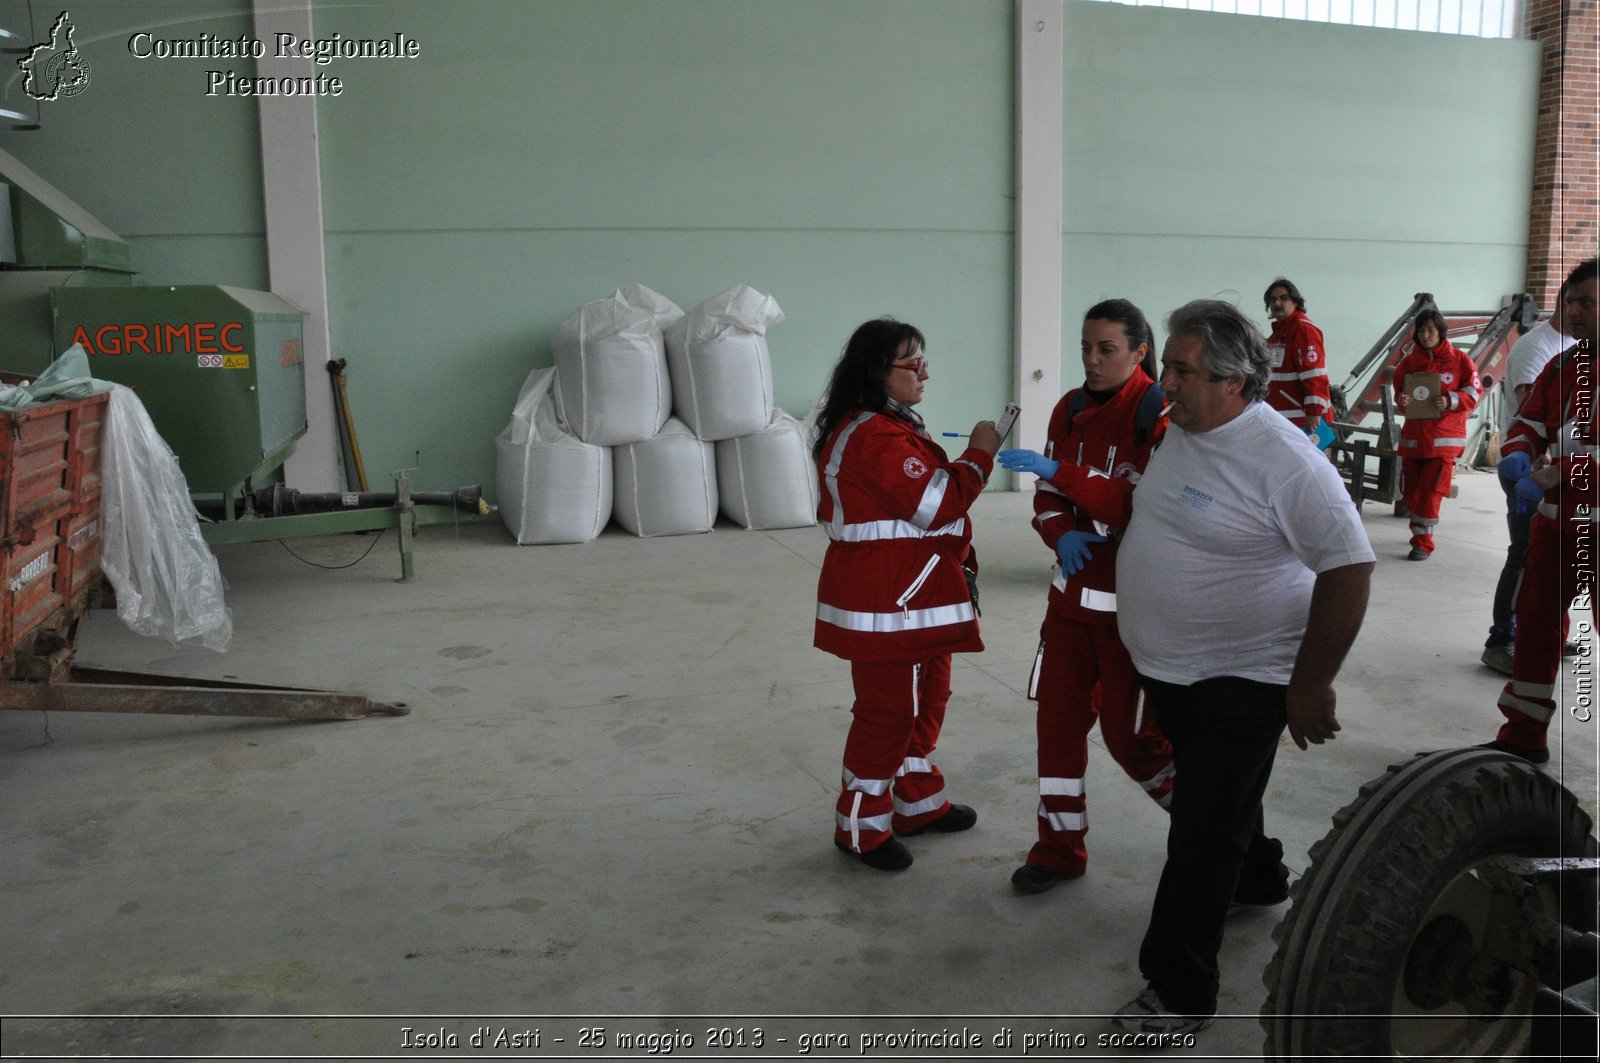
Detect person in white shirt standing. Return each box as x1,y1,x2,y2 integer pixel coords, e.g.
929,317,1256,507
1109,299,1376,1037
1481,289,1572,676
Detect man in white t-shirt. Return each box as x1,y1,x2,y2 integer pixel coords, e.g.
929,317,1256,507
1109,300,1376,1037
1482,292,1572,675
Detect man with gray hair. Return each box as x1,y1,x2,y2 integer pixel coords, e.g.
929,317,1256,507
1110,299,1375,1035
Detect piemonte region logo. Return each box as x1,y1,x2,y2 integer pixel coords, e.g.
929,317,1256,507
19,11,91,101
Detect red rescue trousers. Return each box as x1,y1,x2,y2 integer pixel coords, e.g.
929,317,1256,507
1025,615,1174,873
1496,513,1596,751
1401,456,1451,555
835,655,954,853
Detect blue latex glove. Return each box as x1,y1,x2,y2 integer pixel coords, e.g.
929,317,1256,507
1055,530,1108,576
1498,451,1531,484
998,448,1060,479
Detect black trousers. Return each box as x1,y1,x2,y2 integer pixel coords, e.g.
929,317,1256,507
1135,674,1288,1017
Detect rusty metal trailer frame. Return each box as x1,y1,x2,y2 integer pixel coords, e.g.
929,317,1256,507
1326,292,1536,512
0,598,409,721
2,665,407,720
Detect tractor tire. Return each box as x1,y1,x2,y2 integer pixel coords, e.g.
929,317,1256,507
1261,748,1596,1061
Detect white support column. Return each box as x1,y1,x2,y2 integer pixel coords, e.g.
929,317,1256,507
253,0,339,490
1014,0,1064,478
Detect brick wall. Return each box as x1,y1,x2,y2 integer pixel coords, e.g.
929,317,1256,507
1525,0,1599,306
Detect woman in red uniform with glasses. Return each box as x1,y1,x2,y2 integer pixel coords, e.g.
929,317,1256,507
812,318,1000,871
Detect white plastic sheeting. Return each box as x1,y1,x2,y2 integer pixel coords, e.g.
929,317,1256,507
716,411,818,530
496,368,612,544
552,289,675,446
612,417,718,537
665,284,782,442
100,385,232,651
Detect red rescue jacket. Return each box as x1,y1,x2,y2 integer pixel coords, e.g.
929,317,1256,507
1394,338,1480,459
1503,340,1599,524
1266,311,1333,428
814,408,993,662
1031,369,1166,625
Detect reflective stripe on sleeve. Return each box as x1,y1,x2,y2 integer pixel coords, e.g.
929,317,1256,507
822,413,874,536
911,469,951,529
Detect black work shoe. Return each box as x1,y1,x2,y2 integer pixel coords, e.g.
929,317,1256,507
1406,547,1429,561
1477,740,1551,765
1564,640,1582,657
899,803,977,836
835,837,913,871
1229,880,1290,915
1010,862,1085,894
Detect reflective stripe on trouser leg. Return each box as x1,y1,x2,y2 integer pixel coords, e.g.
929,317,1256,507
1496,514,1592,749
1089,628,1176,810
1401,456,1447,553
836,657,951,849
891,654,951,832
1026,617,1099,872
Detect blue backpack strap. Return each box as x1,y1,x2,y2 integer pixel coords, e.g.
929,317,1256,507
1134,382,1166,445
1066,383,1164,444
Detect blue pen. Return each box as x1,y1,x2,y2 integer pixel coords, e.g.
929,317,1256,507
941,432,966,438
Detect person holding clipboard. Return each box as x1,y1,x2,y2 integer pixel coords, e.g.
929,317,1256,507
1393,307,1480,560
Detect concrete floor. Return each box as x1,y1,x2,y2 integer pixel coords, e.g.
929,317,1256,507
1,467,1595,1060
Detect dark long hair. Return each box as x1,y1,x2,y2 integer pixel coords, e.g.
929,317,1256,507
1084,298,1157,381
813,318,926,458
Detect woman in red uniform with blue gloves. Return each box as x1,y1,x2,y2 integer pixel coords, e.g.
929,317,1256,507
1394,307,1480,560
813,318,1000,872
997,299,1175,893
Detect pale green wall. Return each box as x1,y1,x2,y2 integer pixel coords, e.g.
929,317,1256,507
1061,5,1541,390
312,0,1013,494
0,1,267,288
0,0,1543,499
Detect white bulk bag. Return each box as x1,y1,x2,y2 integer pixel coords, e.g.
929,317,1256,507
716,411,818,530
664,284,782,441
612,417,718,537
552,291,673,445
496,367,612,544
616,282,684,332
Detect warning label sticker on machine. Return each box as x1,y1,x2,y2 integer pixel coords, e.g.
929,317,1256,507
198,354,250,368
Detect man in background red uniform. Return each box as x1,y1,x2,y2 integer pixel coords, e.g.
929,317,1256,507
1488,257,1599,763
1264,278,1334,435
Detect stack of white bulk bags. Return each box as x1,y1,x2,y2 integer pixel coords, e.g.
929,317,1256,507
716,410,818,530
665,285,782,442
496,368,612,544
612,418,718,536
553,288,676,445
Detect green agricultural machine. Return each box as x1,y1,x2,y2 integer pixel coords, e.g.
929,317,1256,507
0,145,485,582
0,145,478,722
